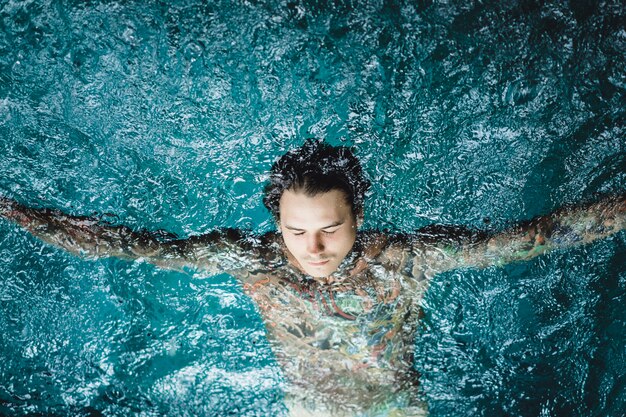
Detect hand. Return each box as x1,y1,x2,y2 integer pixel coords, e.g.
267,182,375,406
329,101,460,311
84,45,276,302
0,196,30,226
0,195,16,216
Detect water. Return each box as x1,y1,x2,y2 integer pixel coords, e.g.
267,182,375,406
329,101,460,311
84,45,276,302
0,0,624,416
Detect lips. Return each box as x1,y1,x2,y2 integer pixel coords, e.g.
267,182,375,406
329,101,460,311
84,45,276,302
307,259,330,266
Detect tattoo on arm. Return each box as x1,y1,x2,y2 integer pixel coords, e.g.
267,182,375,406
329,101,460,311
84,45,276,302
412,193,626,272
0,198,279,276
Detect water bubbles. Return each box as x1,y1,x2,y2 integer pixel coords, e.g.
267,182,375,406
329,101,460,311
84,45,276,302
166,338,179,356
183,41,204,62
122,25,137,45
217,314,235,329
503,78,543,107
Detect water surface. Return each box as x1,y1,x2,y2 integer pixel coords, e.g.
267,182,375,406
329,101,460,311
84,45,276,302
0,0,624,416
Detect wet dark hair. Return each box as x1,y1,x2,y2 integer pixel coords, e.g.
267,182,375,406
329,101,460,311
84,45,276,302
263,139,371,220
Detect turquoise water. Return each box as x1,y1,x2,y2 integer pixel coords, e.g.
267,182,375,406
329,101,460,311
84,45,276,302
0,0,624,416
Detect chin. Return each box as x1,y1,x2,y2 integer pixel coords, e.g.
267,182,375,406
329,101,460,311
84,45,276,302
304,265,337,278
294,255,343,277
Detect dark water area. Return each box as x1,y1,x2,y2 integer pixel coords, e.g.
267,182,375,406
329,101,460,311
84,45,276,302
0,0,624,416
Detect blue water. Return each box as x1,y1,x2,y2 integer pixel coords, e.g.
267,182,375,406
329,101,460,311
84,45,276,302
0,0,625,416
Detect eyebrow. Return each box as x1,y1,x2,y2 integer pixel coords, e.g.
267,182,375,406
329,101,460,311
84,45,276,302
284,221,344,231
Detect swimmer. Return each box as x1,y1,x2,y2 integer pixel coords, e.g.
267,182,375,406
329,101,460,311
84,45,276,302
1,139,625,417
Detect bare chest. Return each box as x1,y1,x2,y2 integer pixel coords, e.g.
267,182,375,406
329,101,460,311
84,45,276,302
241,266,423,371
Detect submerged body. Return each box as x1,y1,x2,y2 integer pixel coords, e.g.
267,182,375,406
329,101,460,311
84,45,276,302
4,142,619,416
1,194,625,416
236,232,429,416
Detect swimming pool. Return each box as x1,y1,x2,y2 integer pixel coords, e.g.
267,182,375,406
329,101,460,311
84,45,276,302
0,0,624,416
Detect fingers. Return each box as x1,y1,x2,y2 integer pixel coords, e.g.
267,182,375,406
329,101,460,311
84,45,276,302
0,195,16,216
0,197,30,226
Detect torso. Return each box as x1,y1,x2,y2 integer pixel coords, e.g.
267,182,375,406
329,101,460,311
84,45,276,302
233,232,430,415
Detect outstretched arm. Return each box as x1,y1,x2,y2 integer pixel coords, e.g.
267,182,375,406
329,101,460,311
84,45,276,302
0,197,279,277
411,194,626,274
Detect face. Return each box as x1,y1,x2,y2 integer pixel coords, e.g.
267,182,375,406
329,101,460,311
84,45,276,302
278,189,359,278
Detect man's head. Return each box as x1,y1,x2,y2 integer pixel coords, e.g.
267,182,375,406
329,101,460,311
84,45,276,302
263,139,371,277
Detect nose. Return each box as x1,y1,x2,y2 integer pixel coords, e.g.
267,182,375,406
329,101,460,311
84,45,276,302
306,233,324,255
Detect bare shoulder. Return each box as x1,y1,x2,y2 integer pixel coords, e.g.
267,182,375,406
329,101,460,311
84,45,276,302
358,230,414,271
361,226,486,280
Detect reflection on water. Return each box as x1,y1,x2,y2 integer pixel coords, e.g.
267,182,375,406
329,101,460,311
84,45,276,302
0,0,624,416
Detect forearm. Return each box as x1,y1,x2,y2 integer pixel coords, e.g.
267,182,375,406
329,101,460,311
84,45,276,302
0,198,266,275
1,198,173,261
463,194,626,268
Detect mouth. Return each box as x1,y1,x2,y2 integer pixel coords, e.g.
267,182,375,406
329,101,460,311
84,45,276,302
307,259,330,267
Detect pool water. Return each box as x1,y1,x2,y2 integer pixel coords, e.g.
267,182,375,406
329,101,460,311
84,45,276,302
0,0,624,416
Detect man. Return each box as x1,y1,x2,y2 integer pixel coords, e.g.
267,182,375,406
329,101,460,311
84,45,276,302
1,139,624,417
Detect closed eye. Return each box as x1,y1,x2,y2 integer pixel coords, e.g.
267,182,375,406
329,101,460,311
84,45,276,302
322,227,340,234
290,229,337,236
284,222,344,236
